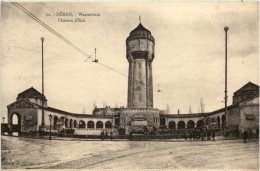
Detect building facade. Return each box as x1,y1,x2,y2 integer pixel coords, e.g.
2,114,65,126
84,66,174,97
6,23,259,136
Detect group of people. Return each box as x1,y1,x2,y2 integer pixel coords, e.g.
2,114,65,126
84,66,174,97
100,129,113,140
184,129,216,141
155,128,217,141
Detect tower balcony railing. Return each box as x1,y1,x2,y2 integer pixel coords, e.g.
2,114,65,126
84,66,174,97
123,108,159,112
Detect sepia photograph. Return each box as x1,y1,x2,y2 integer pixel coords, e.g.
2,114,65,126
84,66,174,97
1,1,259,170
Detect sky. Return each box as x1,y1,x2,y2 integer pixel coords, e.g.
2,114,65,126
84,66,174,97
1,1,259,119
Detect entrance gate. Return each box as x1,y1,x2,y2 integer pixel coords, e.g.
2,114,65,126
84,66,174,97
10,113,21,136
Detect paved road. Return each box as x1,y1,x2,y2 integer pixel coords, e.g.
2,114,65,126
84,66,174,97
1,135,259,169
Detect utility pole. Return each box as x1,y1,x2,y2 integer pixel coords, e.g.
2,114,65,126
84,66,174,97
224,26,229,131
41,37,46,131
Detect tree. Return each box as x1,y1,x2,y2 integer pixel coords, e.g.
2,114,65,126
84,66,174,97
92,101,97,112
200,98,205,113
103,101,107,108
189,105,192,114
166,104,170,114
82,106,85,114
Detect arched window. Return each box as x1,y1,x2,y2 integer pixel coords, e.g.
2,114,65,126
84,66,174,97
178,121,185,129
222,115,226,128
115,118,120,126
69,119,73,128
105,121,112,128
197,120,204,128
79,120,86,128
96,121,103,129
74,120,77,128
217,116,220,129
54,116,58,129
65,118,69,128
168,121,176,129
187,120,195,129
87,121,94,128
160,118,166,126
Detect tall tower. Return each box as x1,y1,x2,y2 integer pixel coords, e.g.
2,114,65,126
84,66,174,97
126,22,155,108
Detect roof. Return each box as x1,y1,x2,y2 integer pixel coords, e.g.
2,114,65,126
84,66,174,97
160,95,259,118
234,82,259,94
160,113,207,118
45,107,113,118
17,87,45,99
130,23,151,35
205,104,239,116
238,94,259,104
7,98,112,119
7,98,42,108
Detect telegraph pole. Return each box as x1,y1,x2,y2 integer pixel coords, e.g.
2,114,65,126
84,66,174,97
224,26,229,131
41,37,46,131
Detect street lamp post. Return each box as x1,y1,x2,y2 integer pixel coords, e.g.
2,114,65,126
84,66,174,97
2,117,5,135
49,114,52,140
224,26,229,134
40,37,46,132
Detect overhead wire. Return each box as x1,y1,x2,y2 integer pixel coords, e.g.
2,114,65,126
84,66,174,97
11,2,90,58
10,2,223,102
2,43,219,101
156,86,222,102
1,43,74,61
11,2,127,77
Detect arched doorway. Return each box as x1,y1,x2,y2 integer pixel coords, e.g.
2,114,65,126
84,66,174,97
197,120,204,128
217,116,220,129
11,113,21,136
115,118,120,127
54,116,58,129
65,118,69,128
69,119,73,128
160,118,166,126
87,121,94,128
74,120,77,128
178,121,185,129
96,121,103,129
222,115,226,128
79,120,85,128
187,120,195,129
168,121,176,129
105,121,112,128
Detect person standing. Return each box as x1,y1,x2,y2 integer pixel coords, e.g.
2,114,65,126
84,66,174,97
129,131,133,140
243,130,248,143
212,131,215,141
105,129,108,139
110,129,113,140
101,129,104,140
184,131,187,140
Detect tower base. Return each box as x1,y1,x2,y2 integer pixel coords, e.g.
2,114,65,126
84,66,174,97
119,108,160,135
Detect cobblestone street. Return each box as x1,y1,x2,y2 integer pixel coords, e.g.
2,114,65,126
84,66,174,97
1,135,259,169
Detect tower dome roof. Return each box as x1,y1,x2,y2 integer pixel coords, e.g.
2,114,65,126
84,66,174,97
130,23,151,35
